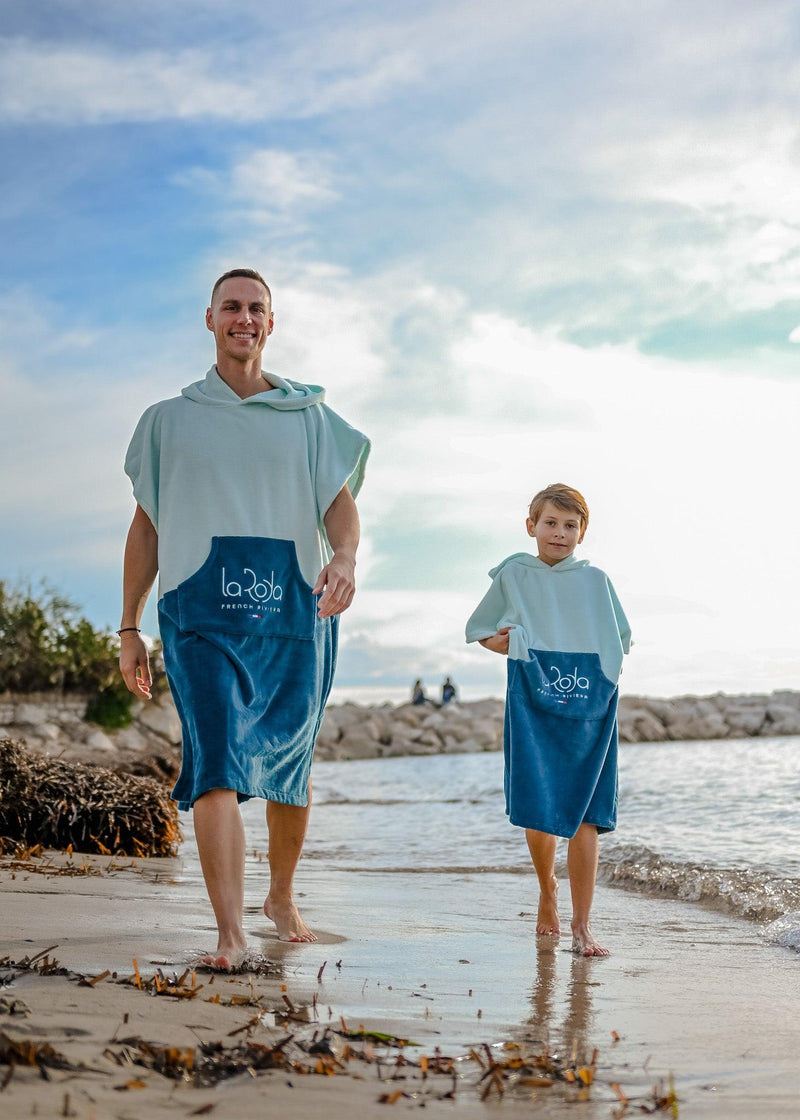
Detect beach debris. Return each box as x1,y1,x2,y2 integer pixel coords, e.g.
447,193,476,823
0,956,681,1111
0,737,181,857
611,1073,679,1117
0,997,29,1016
192,952,279,977
105,1033,296,1086
0,947,71,978
0,1031,87,1084
0,840,142,879
336,1027,417,1047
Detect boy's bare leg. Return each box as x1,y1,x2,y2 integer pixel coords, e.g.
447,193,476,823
264,783,317,943
193,789,248,969
567,823,608,956
525,829,560,935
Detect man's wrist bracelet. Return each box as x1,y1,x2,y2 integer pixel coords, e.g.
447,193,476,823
116,627,141,635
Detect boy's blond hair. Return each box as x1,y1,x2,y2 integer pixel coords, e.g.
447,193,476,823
528,483,589,532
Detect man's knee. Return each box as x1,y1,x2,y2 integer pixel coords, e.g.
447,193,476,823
195,787,237,808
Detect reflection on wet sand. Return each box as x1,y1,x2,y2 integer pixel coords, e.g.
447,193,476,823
527,941,597,1063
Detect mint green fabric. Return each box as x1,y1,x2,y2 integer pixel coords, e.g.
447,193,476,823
125,366,370,597
465,552,631,683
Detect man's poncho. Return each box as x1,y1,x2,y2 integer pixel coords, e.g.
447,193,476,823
125,366,370,810
466,552,631,837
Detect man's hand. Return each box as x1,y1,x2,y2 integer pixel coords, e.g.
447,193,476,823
312,553,356,618
479,626,514,655
119,633,153,699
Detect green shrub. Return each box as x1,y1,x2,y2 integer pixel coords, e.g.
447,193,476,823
0,580,137,728
84,685,133,730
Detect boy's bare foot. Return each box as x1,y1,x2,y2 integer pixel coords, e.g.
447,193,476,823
536,875,560,936
570,921,609,957
264,896,317,943
201,934,248,972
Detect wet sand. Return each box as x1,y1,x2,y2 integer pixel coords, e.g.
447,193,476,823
2,851,800,1118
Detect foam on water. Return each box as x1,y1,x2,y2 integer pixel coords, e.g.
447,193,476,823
763,911,800,950
598,841,800,923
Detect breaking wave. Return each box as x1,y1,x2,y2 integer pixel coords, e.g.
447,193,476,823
598,841,800,928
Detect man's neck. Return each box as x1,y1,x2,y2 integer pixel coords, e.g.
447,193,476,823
215,355,272,400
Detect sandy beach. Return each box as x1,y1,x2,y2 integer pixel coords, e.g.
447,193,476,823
2,841,800,1119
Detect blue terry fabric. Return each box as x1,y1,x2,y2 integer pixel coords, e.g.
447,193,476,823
158,536,337,811
504,649,619,837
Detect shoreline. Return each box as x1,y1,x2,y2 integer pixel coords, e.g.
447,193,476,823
2,848,800,1117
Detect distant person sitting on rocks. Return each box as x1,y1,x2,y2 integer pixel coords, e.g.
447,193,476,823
441,677,457,705
412,679,428,706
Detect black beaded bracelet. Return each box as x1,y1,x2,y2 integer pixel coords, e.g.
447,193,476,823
116,627,141,635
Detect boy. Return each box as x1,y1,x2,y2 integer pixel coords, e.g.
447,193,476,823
465,483,631,956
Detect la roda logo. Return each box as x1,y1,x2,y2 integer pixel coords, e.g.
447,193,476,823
221,567,283,603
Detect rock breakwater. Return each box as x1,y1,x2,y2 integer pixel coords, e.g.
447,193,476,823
1,688,798,771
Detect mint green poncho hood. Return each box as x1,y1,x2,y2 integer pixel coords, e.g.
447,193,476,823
181,366,326,410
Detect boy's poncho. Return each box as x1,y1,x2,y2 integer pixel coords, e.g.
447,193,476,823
125,366,370,811
466,552,631,837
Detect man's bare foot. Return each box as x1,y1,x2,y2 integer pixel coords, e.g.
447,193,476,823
571,921,609,957
264,897,317,943
201,934,248,972
536,875,561,936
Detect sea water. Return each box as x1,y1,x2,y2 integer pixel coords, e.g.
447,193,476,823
297,736,800,948
174,735,800,952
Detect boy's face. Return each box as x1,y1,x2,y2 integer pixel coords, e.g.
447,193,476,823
526,501,585,566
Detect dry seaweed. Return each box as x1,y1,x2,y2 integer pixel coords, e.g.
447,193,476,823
0,841,141,879
0,1031,90,1088
0,737,181,857
105,1034,295,1086
0,955,680,1111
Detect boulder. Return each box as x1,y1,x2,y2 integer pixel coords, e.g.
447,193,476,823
13,703,49,727
135,698,182,744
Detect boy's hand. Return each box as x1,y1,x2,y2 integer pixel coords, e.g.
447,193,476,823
479,626,513,655
313,552,356,617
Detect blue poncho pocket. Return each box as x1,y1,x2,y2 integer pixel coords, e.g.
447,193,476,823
504,648,619,836
168,536,316,639
508,649,615,719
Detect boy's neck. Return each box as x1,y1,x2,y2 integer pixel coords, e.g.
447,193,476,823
536,549,576,567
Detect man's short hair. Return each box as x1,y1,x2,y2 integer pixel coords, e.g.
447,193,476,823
210,269,272,306
528,483,589,531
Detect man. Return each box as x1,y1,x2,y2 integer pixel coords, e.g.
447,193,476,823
119,269,369,965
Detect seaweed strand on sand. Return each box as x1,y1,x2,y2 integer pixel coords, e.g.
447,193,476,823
0,738,181,857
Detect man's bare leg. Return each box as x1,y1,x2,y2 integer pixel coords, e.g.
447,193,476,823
525,829,561,936
567,823,608,956
264,784,316,943
193,788,248,969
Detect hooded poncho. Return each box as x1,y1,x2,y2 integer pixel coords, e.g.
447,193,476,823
125,366,370,811
466,552,631,837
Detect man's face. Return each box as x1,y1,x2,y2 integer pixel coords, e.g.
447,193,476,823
206,277,273,365
526,501,585,566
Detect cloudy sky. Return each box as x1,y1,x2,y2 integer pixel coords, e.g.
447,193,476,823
1,0,799,700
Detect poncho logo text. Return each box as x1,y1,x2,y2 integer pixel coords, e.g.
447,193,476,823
221,567,283,606
533,663,587,698
549,666,590,694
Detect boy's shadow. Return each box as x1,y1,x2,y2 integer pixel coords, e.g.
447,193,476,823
527,941,597,1062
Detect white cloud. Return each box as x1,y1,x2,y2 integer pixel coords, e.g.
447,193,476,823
231,150,338,212
175,148,340,230
0,29,421,124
